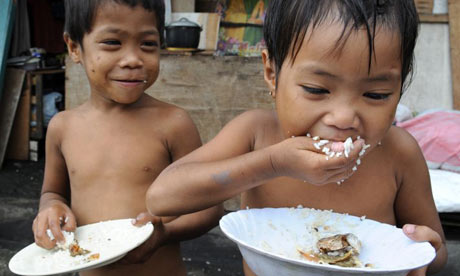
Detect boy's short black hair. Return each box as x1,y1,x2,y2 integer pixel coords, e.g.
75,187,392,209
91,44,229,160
263,0,419,92
64,0,165,47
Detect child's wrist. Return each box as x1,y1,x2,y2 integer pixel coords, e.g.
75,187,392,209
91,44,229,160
264,145,284,178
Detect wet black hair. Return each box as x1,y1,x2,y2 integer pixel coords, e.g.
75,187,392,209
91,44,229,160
263,0,419,92
64,0,165,48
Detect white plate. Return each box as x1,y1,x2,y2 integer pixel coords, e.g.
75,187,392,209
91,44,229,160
220,208,436,276
9,219,154,276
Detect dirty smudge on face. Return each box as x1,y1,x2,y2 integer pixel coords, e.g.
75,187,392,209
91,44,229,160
212,171,232,185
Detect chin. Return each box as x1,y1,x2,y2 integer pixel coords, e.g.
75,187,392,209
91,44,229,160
114,94,144,104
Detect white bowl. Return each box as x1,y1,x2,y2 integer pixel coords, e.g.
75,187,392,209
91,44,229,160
220,208,435,276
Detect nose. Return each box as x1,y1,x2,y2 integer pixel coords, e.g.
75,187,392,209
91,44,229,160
118,48,143,68
323,102,359,130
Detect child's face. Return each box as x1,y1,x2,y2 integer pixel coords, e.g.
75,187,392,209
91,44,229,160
264,22,402,146
66,3,161,104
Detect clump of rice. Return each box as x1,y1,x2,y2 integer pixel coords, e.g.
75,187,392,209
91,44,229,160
46,229,75,250
308,134,373,185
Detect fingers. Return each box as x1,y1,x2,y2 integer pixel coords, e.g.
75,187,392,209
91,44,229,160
49,215,65,244
323,139,365,170
61,213,77,232
403,224,443,251
32,206,76,249
132,212,161,227
121,244,152,264
33,215,56,249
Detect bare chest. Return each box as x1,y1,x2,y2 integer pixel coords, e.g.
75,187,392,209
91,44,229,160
61,122,171,189
242,156,399,224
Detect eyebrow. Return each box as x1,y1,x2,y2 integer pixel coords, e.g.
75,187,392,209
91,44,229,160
99,27,159,36
298,65,399,82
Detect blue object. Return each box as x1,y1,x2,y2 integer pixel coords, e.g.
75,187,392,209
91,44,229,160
0,0,16,100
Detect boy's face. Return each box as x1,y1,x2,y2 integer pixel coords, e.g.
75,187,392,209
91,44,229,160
66,3,160,105
263,22,402,147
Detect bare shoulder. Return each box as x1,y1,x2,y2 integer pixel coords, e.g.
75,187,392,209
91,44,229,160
141,96,197,135
225,108,277,132
384,125,424,163
384,125,428,188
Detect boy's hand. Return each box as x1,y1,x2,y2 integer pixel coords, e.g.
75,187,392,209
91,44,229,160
32,201,76,249
271,136,365,185
403,224,443,276
119,212,169,264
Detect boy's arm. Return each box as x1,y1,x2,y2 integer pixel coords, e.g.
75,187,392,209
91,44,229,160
147,110,364,216
125,108,223,264
392,128,447,274
155,108,224,242
33,113,76,249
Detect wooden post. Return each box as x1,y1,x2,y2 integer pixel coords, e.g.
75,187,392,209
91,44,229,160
449,0,460,110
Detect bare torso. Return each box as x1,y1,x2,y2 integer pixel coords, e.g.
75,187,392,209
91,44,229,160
240,110,405,276
57,96,186,276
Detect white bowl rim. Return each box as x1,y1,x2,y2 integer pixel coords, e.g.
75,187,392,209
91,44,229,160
219,207,436,274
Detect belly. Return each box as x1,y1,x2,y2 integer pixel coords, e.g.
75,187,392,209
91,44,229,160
241,176,397,225
70,180,151,225
80,243,186,276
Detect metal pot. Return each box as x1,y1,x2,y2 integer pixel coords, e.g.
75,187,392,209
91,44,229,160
165,18,202,49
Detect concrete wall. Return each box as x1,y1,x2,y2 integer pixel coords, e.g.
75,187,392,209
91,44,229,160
65,55,272,143
66,24,454,141
401,23,453,112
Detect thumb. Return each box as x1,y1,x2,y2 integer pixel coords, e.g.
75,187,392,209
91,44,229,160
402,224,442,251
132,212,160,226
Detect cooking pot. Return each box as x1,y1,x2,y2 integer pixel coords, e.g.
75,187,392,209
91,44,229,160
165,18,202,49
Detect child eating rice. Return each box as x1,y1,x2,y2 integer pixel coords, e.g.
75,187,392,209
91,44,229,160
147,1,447,275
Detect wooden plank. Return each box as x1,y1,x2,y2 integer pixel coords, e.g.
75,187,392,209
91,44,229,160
419,14,449,23
0,68,25,168
449,0,460,110
0,0,15,100
30,74,44,139
6,74,30,160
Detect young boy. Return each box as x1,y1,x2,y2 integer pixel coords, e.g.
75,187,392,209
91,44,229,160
32,1,222,275
147,1,447,275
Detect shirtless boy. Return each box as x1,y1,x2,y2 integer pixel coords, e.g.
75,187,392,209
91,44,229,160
147,1,447,275
32,1,222,275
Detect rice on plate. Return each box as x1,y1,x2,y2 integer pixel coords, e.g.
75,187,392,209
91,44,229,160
9,219,153,276
220,207,435,276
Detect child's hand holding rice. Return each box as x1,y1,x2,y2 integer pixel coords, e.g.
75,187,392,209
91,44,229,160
268,135,366,185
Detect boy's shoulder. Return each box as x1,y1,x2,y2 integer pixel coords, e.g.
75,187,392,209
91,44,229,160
140,95,195,126
384,125,424,163
136,96,200,141
232,108,278,128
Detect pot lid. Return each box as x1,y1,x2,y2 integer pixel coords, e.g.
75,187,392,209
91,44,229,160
167,17,202,29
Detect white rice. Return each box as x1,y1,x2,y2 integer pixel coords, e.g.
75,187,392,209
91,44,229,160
31,221,152,271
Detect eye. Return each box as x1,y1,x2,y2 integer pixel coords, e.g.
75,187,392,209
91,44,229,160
101,40,121,46
142,41,159,47
301,86,330,95
363,92,391,100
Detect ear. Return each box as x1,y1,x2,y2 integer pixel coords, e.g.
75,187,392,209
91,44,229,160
262,49,276,98
63,33,82,64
